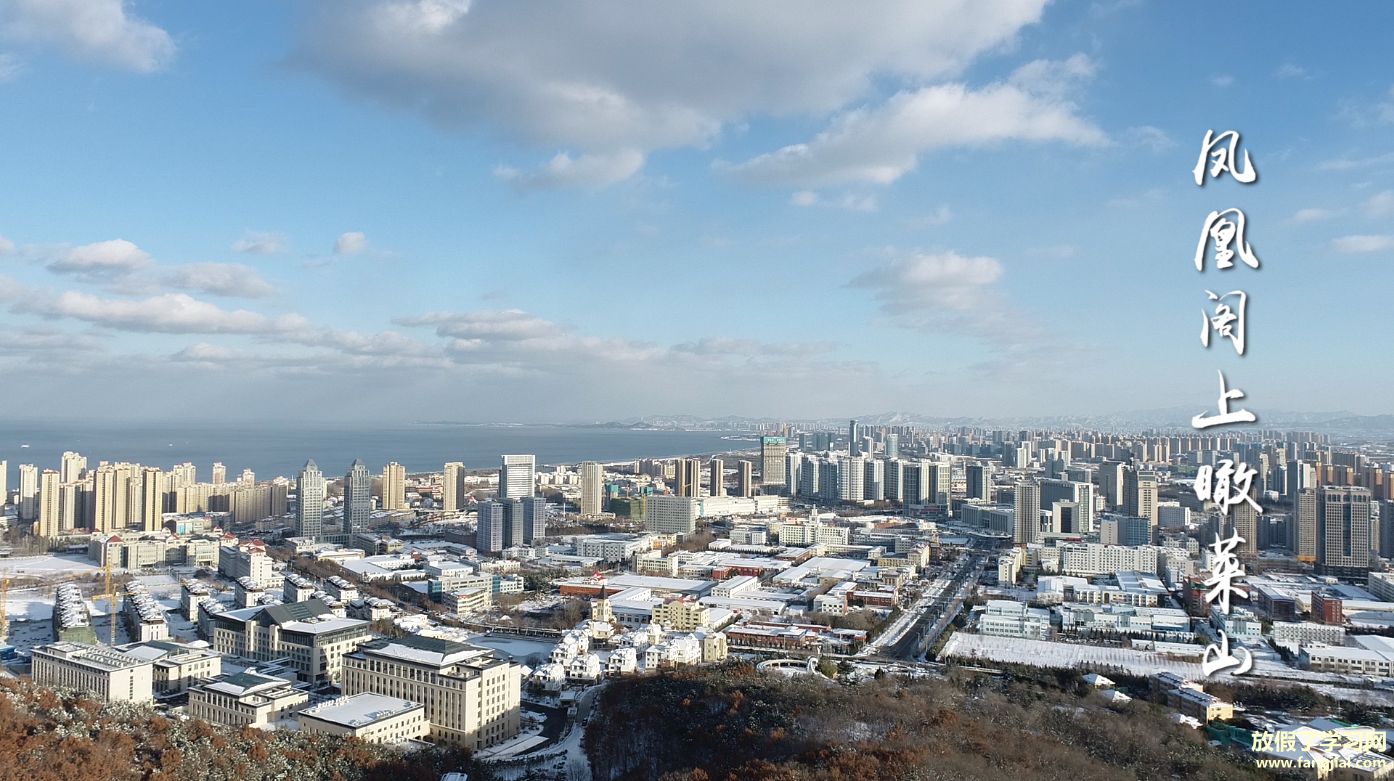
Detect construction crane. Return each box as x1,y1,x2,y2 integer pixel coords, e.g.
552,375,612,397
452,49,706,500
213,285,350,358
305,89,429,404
105,560,117,645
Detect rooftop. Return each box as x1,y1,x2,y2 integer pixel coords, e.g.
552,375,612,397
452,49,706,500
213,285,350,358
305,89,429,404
300,693,422,728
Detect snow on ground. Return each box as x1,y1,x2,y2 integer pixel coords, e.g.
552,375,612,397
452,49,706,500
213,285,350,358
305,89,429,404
941,634,1206,678
0,555,99,577
4,589,55,621
466,635,559,662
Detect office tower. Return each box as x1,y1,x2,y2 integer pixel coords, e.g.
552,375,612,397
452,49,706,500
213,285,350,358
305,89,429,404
785,453,800,496
499,455,536,499
1099,462,1125,507
442,462,466,513
1051,501,1079,534
521,496,547,543
837,456,865,501
884,459,903,502
885,433,899,459
345,460,372,533
927,462,951,508
1292,489,1317,561
708,458,725,498
1014,479,1040,544
1123,468,1158,530
36,469,61,538
501,499,525,547
965,462,991,500
60,451,87,483
381,462,406,511
1040,480,1095,535
849,420,860,455
579,461,604,517
798,455,821,497
736,461,753,498
675,458,701,497
212,462,227,485
476,500,505,553
18,464,38,522
760,437,787,487
297,460,326,540
1317,486,1373,578
1230,499,1259,559
863,459,884,501
901,460,928,505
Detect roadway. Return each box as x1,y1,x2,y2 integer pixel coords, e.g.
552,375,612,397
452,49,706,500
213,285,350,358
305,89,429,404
878,537,996,662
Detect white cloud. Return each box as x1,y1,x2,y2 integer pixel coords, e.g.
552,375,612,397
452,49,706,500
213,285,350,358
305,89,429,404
788,191,878,212
1292,208,1335,223
0,233,14,254
1318,152,1394,171
294,0,1055,184
0,51,20,80
334,231,368,255
906,206,953,227
1276,63,1307,80
1365,190,1394,218
1211,75,1234,88
494,149,645,190
850,251,1003,314
230,230,288,255
1124,125,1176,152
0,0,175,72
20,290,311,334
164,263,278,299
1332,235,1394,253
724,59,1106,188
46,238,152,278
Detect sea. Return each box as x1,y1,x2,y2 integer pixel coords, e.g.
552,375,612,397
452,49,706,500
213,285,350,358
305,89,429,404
0,422,759,481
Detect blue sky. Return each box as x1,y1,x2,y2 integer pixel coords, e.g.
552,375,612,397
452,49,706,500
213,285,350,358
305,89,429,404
0,0,1391,424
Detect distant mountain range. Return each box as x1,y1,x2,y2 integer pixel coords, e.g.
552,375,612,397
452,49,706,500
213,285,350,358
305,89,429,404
610,410,1394,440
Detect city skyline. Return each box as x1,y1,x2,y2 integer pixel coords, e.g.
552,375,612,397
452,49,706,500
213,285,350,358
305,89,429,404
1,3,1392,422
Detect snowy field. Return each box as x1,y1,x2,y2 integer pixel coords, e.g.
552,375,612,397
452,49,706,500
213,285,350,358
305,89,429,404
942,634,1206,678
0,555,100,577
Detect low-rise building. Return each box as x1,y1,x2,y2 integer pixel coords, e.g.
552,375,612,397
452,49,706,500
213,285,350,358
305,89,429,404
298,693,429,743
1271,621,1345,650
32,642,154,703
187,671,309,727
117,640,223,695
211,599,372,684
341,634,522,750
978,600,1051,640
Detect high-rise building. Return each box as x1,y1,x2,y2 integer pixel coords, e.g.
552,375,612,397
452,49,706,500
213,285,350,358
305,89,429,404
1317,486,1373,578
37,469,61,538
837,456,865,502
442,462,466,513
965,462,991,500
760,437,787,487
60,451,87,484
862,459,884,501
735,461,753,498
708,458,725,498
381,462,406,511
18,464,38,522
1014,480,1041,545
927,462,951,508
848,420,861,456
579,462,604,517
139,467,164,532
644,496,699,535
884,433,899,459
476,501,505,553
521,496,547,543
93,464,126,533
499,455,535,499
798,455,821,497
1293,488,1318,562
1098,462,1125,508
345,460,372,534
0,460,6,508
675,458,701,498
1230,499,1259,558
502,499,525,548
884,459,904,502
1124,467,1158,532
901,460,927,505
212,463,227,485
1040,480,1095,535
297,461,326,541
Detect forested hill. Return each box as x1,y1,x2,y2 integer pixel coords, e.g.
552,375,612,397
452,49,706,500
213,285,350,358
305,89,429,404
0,678,486,781
583,664,1278,781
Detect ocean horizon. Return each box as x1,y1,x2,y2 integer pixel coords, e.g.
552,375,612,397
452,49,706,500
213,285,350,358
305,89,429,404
0,422,758,483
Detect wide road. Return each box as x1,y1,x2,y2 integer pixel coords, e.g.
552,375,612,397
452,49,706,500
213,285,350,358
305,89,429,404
880,538,994,662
